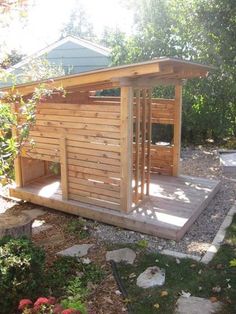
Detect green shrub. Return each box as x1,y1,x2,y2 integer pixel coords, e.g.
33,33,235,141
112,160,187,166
0,237,45,313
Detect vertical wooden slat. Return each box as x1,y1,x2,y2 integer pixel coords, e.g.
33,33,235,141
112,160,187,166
146,89,152,195
141,89,146,198
173,83,183,176
120,86,133,212
135,89,141,203
60,137,68,200
11,103,22,187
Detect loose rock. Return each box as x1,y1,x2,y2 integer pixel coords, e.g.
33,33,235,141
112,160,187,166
136,266,165,288
175,296,223,314
57,244,94,258
106,248,136,264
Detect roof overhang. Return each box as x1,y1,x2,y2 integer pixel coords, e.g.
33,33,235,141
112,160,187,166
0,58,214,96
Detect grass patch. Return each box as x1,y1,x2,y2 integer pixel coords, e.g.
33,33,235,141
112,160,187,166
116,215,236,314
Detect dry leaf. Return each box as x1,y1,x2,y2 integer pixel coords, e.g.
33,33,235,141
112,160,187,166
181,290,191,298
160,290,168,297
210,296,218,303
153,303,160,309
176,258,181,264
129,273,136,278
212,286,221,293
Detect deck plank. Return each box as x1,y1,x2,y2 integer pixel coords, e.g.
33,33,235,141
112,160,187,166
9,174,220,240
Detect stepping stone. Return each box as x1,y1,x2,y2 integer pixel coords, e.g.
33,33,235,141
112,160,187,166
136,266,165,288
23,208,46,219
32,220,53,235
106,248,136,264
175,296,223,314
57,244,94,258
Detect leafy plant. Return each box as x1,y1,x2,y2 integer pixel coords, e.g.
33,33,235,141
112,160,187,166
0,237,45,313
66,219,89,239
136,239,149,249
61,297,87,314
45,256,105,298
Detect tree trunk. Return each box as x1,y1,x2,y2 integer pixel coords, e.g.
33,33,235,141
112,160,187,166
0,212,33,239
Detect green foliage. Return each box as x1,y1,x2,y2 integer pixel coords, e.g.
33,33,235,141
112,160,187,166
0,84,65,183
0,237,45,313
46,256,105,298
136,239,148,249
66,219,89,239
107,0,236,144
116,214,236,313
61,297,87,314
60,2,95,41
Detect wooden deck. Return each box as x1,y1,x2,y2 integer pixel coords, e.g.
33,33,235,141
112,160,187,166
9,174,220,241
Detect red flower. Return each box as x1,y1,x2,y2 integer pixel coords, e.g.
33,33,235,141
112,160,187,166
18,299,33,310
61,309,81,314
53,304,64,314
34,297,50,310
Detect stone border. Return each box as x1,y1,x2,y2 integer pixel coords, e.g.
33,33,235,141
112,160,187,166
160,249,201,262
159,202,236,264
201,202,236,264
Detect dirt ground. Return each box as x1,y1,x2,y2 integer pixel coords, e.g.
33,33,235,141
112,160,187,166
0,146,235,313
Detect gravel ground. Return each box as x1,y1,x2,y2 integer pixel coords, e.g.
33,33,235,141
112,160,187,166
1,146,236,258
89,146,236,257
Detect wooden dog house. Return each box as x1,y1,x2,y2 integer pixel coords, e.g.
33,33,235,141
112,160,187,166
5,58,220,240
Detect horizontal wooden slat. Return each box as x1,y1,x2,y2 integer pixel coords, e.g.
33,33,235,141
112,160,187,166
67,140,120,153
67,146,120,159
29,131,120,145
69,187,120,204
38,102,120,112
68,158,120,172
37,108,120,119
68,171,120,185
67,152,120,166
31,126,121,139
69,182,120,199
69,193,120,211
36,114,120,126
69,176,120,192
68,164,120,178
35,120,120,132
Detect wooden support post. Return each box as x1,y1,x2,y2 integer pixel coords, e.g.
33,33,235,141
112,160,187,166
60,137,68,200
120,86,133,212
11,103,22,187
146,89,152,195
173,83,183,176
135,89,141,203
141,89,146,198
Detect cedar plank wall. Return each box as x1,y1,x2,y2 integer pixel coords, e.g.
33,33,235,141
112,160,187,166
96,96,175,176
20,99,121,211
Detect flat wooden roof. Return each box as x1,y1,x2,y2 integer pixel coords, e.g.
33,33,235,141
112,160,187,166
1,58,213,95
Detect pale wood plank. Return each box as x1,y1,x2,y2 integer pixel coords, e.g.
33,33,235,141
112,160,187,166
60,137,68,200
173,83,183,176
120,86,133,212
11,103,22,187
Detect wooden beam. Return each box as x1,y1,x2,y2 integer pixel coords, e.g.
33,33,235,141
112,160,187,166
146,89,152,195
135,89,141,203
60,137,68,200
141,89,146,198
11,103,22,187
120,86,133,212
173,83,183,176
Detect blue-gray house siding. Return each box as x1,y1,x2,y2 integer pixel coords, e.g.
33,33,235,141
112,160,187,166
0,36,110,87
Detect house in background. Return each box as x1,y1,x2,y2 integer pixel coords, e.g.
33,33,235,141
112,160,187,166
0,36,111,87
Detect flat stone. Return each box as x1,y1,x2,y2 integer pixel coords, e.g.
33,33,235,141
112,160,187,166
57,244,94,258
175,296,223,314
32,220,53,235
136,266,165,288
106,248,136,264
22,208,46,219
